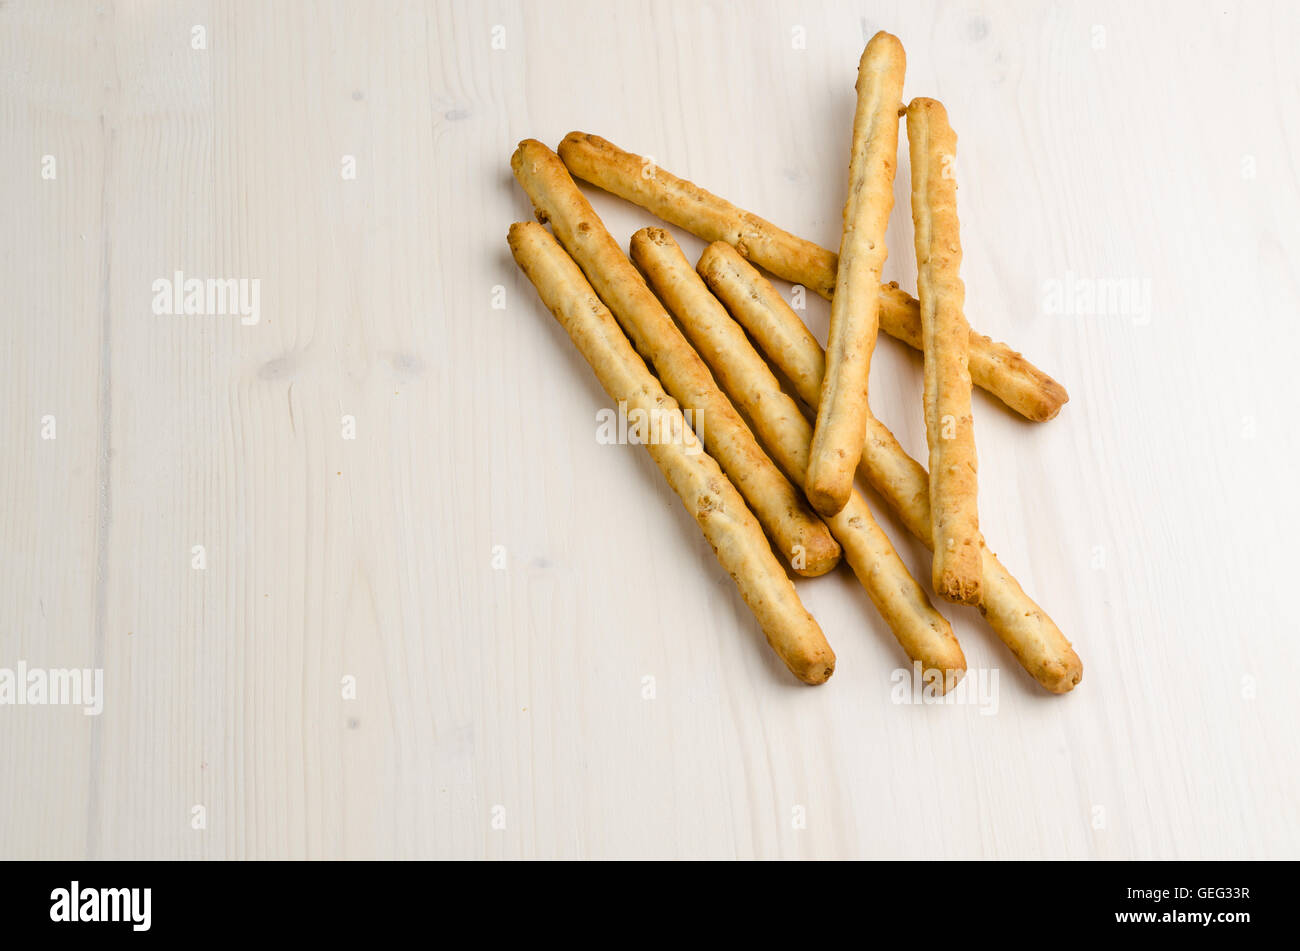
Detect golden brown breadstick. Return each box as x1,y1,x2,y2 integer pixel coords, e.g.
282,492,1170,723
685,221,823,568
807,31,906,518
511,139,841,578
632,227,964,687
876,283,1067,423
699,241,1082,693
508,222,835,684
907,97,982,605
557,131,1069,421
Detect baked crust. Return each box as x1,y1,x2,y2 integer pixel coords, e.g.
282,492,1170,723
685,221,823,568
632,226,965,687
807,31,906,518
907,97,982,605
699,241,1082,693
509,222,836,684
511,139,841,578
557,131,1069,421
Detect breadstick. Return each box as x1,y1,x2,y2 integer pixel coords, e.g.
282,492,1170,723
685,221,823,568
511,139,841,578
508,222,835,684
699,241,1082,692
907,97,982,605
557,131,1069,421
807,31,906,518
632,227,964,687
877,282,1067,423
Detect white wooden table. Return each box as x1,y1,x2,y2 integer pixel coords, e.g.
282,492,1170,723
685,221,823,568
2,0,1297,859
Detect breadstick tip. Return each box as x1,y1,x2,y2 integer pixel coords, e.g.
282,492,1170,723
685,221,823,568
1032,380,1070,421
865,30,905,52
935,570,982,607
696,241,732,269
507,219,544,249
861,31,906,72
795,654,836,685
631,225,672,250
1034,654,1083,694
511,137,547,167
806,478,851,519
906,97,947,120
559,130,596,150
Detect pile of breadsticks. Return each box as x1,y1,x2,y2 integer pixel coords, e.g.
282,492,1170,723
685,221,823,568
507,31,1082,694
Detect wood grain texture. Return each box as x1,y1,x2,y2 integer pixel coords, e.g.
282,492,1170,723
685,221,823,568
1,0,1297,859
